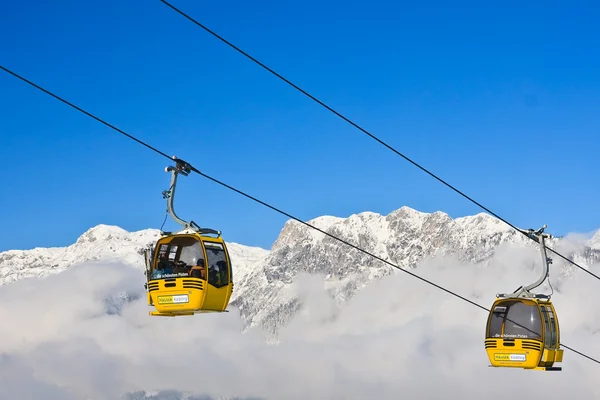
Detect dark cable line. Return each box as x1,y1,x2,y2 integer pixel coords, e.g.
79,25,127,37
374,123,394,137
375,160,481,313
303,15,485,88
0,66,173,161
189,164,600,366
158,0,600,283
1,64,598,366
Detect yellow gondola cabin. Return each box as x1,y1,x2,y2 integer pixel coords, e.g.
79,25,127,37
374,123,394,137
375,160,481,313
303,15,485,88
484,225,563,371
143,156,234,316
485,297,563,370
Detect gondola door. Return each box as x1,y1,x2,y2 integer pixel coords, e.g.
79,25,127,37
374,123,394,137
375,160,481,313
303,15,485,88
201,240,233,311
539,303,562,368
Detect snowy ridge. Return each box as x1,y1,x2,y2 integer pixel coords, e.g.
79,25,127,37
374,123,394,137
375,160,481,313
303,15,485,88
590,230,600,250
1,206,599,335
0,224,269,294
226,206,600,333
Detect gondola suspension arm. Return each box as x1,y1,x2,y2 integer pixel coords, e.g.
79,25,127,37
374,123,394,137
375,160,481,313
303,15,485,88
162,156,221,236
498,225,553,300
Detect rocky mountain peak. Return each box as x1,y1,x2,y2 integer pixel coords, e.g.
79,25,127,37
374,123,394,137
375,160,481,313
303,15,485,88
1,206,599,335
75,224,132,245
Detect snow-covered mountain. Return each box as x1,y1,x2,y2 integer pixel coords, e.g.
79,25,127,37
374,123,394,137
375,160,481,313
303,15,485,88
231,207,600,333
0,224,268,288
1,206,599,335
590,230,600,250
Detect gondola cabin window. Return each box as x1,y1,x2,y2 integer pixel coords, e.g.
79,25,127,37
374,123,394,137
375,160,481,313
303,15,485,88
177,239,204,267
487,300,542,340
548,308,558,347
204,241,229,288
152,237,206,279
540,305,559,349
152,244,177,279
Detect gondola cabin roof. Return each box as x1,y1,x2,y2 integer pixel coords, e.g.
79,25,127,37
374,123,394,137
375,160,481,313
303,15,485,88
159,226,222,238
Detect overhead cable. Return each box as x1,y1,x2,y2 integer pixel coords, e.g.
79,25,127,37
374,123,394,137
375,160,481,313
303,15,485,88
1,64,598,366
158,0,600,283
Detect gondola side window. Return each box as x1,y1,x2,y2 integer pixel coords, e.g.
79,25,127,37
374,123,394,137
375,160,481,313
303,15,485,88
152,244,177,278
487,301,542,340
149,244,170,279
204,241,229,288
488,306,505,338
548,309,558,349
168,245,178,262
541,306,552,349
155,245,169,267
156,244,171,269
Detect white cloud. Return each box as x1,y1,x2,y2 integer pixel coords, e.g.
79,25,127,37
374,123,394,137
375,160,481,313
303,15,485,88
0,243,599,400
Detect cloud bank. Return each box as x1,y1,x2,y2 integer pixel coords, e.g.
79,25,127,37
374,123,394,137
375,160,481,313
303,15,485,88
0,242,599,400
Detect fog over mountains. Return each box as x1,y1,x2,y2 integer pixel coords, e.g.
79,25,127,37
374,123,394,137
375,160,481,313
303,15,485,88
1,206,599,399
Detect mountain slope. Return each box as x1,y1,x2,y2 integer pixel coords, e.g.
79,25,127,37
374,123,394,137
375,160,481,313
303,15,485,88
1,207,599,335
225,207,600,333
590,230,600,250
0,224,269,291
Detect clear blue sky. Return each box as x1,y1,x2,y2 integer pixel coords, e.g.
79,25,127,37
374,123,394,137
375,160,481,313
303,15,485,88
1,0,599,252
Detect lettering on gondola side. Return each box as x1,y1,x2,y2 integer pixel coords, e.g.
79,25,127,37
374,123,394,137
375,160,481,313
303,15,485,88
152,272,190,279
493,334,528,339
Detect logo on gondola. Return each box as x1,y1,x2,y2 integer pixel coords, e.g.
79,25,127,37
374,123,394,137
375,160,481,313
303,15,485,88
158,294,189,304
494,354,526,362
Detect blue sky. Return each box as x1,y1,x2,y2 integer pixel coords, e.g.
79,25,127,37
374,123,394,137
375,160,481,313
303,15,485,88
1,0,599,252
